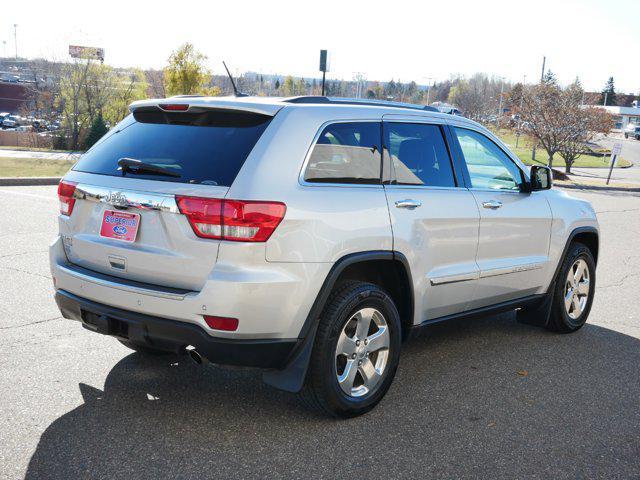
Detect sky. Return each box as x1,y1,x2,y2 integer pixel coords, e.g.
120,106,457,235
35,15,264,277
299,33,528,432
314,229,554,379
2,0,639,92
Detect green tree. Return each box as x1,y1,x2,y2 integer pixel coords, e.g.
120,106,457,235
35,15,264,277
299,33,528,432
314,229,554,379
83,113,109,150
282,76,296,96
542,70,557,85
164,43,213,96
103,68,148,125
600,77,617,106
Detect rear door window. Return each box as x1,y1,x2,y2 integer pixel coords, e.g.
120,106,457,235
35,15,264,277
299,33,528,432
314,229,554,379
384,122,456,187
304,122,382,184
73,109,273,186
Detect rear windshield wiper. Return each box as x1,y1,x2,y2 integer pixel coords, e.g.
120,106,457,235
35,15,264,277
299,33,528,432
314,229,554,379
117,157,181,178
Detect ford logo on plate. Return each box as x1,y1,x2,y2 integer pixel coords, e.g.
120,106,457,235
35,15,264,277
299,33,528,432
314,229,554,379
113,225,128,236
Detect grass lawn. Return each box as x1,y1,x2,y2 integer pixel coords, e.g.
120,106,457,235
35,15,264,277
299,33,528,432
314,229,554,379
0,157,75,177
493,129,631,169
0,145,78,153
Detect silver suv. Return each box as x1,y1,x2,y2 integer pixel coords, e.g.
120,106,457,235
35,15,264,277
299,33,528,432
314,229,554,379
51,96,599,417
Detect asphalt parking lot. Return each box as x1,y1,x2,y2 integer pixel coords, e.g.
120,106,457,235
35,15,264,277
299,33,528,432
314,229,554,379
1,185,639,480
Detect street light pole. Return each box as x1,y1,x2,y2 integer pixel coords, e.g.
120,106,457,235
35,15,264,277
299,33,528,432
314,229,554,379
13,24,17,59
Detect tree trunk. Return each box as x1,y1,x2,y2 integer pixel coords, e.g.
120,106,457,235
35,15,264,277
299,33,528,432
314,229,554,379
565,162,571,174
548,154,554,169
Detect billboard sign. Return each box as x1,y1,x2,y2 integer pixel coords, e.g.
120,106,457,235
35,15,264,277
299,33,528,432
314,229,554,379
69,45,105,62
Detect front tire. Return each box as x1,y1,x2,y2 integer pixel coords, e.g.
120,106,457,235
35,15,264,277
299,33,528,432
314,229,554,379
301,281,402,418
547,242,596,333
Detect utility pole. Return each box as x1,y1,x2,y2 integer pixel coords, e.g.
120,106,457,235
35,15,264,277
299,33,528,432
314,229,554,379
604,91,608,106
516,74,526,148
533,56,546,162
2,40,6,58
13,24,18,59
353,72,365,98
422,77,435,105
496,77,505,128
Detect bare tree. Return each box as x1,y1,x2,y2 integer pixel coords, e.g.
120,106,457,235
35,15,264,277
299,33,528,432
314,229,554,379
59,59,92,149
520,81,614,172
558,106,614,173
447,74,508,122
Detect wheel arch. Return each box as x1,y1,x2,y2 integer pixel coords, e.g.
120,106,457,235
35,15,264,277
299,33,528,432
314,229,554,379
549,226,599,293
263,250,414,393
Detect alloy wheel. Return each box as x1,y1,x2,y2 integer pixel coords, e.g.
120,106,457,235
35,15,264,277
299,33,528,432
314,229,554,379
334,307,390,397
564,258,590,320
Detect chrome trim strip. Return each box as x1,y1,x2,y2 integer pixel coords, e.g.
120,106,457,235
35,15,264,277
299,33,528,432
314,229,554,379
479,262,545,279
73,184,180,213
430,271,479,286
430,262,545,285
58,264,189,300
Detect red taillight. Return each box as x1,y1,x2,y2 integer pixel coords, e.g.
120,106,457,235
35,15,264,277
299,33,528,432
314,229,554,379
176,196,286,242
158,103,189,111
203,315,239,331
58,180,77,216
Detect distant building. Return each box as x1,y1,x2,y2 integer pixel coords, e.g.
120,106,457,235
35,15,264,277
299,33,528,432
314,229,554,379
0,81,30,113
594,103,640,131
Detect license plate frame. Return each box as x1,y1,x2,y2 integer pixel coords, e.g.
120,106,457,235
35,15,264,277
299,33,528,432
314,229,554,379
100,210,140,243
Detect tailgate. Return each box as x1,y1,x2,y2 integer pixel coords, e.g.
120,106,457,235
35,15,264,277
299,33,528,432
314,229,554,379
62,182,226,291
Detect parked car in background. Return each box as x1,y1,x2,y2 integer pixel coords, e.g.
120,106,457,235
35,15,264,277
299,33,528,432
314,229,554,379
624,124,640,140
1,115,19,129
51,95,599,417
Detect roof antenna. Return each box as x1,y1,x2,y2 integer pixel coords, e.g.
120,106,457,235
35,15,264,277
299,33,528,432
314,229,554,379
223,61,247,97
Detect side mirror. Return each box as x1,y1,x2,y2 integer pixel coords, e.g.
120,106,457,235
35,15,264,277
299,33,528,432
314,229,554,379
530,165,552,191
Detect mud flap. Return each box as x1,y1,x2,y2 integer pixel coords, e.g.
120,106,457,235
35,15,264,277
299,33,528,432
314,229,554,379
516,286,554,328
262,330,316,393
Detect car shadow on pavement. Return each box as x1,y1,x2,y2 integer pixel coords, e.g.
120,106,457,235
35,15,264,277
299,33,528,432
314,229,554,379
25,313,640,479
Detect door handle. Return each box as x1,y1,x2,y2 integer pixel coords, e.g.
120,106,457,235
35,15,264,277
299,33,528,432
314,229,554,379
395,199,422,210
482,200,503,209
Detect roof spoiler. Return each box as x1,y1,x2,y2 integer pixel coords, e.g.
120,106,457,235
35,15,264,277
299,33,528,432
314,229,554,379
129,98,282,117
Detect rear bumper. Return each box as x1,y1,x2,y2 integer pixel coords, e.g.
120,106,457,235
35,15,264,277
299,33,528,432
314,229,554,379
55,289,299,369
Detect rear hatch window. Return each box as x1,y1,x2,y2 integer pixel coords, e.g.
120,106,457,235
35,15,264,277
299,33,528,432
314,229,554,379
73,108,273,186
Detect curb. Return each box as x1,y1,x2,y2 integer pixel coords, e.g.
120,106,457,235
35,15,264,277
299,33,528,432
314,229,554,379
556,183,640,193
0,177,61,186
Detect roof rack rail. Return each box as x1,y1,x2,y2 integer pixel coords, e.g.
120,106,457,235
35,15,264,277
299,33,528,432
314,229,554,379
283,96,439,112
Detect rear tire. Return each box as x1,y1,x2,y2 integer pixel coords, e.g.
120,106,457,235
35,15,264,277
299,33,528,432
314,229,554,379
300,281,402,418
118,339,173,355
546,242,596,333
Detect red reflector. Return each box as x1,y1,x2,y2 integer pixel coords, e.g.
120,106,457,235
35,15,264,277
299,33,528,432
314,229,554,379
203,315,239,331
158,103,189,111
176,196,286,242
57,180,77,216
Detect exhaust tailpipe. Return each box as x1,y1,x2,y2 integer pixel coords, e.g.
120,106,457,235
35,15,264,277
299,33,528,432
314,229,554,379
185,345,209,366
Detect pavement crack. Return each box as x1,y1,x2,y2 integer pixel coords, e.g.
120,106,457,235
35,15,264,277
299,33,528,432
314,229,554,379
599,271,640,289
0,249,46,259
596,207,640,214
0,265,52,280
0,316,62,330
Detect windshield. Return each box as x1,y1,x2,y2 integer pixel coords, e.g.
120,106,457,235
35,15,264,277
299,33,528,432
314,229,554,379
73,109,273,186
